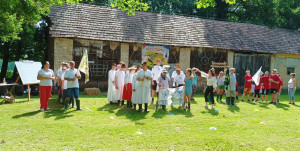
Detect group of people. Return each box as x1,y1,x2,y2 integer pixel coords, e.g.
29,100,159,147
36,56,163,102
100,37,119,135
107,60,200,111
241,69,297,105
37,61,82,111
37,60,297,112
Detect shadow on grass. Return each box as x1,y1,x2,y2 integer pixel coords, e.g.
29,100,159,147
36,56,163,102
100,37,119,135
12,110,41,119
227,105,240,113
190,100,198,104
152,110,168,118
275,103,290,111
258,103,270,109
115,107,149,121
168,106,194,118
97,103,121,113
200,107,218,116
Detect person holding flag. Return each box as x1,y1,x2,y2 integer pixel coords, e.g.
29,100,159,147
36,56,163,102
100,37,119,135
242,70,253,102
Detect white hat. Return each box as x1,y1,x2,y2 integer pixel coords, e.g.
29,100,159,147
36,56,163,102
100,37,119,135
162,69,168,73
163,65,170,68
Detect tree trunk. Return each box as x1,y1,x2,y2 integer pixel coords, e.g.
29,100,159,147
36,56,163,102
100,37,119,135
0,43,10,82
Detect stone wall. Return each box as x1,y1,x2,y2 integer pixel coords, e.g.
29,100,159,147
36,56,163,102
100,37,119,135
274,54,300,90
53,38,73,72
179,48,191,71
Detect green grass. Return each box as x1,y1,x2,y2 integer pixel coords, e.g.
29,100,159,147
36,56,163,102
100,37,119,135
0,93,299,151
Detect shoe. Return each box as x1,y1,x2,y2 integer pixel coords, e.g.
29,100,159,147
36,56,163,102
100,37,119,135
241,100,244,102
248,100,250,102
256,101,260,103
210,106,214,109
40,109,44,112
252,99,254,101
289,102,292,104
272,102,276,105
269,102,273,104
203,105,208,107
46,108,50,110
276,102,279,104
292,103,295,105
179,106,182,109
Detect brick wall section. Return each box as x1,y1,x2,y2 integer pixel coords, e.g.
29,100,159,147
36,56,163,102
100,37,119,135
54,38,73,73
227,50,234,67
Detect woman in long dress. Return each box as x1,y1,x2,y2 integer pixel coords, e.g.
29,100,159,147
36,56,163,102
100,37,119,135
135,62,153,112
157,69,171,110
107,64,118,104
132,65,142,110
115,64,126,106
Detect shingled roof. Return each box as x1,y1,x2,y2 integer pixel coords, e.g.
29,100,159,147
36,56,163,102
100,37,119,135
49,4,300,54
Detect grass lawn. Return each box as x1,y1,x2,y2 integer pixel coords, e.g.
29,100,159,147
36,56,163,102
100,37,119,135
0,92,299,151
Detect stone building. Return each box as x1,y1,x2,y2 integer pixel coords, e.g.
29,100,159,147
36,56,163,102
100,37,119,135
48,4,300,91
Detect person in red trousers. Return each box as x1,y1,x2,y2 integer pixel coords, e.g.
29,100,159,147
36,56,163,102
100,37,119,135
37,61,55,111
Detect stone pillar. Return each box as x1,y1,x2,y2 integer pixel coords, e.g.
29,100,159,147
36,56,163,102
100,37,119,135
120,43,129,67
53,38,73,72
227,50,234,67
179,48,191,71
270,54,276,71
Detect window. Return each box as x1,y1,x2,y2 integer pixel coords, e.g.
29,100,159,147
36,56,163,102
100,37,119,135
287,67,295,75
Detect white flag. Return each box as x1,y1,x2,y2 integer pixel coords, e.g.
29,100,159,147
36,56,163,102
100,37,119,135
78,49,89,83
252,67,262,86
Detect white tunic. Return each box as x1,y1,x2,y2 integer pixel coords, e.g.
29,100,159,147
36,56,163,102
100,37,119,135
63,68,81,88
107,70,118,102
131,73,139,104
124,73,134,84
174,73,186,86
171,70,184,87
135,69,153,104
152,65,163,81
115,70,126,100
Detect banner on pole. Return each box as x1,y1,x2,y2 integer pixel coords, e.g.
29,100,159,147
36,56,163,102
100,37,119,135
252,67,262,86
78,50,89,83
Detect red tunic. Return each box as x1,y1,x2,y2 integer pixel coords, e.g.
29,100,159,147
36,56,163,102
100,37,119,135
270,74,280,89
244,75,252,88
122,83,133,101
261,76,270,89
255,77,262,90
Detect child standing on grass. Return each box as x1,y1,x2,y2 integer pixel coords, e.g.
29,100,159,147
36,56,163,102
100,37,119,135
226,68,237,106
191,68,198,100
261,71,270,102
217,71,225,103
115,64,126,106
269,69,280,104
183,68,194,110
288,73,297,105
254,77,262,103
242,70,253,102
157,69,171,110
123,66,136,108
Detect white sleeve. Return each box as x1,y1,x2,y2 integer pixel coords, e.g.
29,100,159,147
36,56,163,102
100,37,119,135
200,71,208,78
124,73,129,84
38,69,43,76
108,71,114,81
64,71,69,79
76,69,81,76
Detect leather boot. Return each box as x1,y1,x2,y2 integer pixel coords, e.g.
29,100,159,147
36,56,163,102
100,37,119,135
138,104,143,112
64,100,69,110
127,101,130,108
117,100,120,106
121,100,125,105
162,105,166,110
231,97,235,106
133,104,137,110
76,100,82,110
188,103,191,110
144,103,149,112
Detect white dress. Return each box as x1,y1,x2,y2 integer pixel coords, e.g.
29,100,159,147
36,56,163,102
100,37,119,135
135,69,153,104
107,70,118,103
131,73,139,104
115,70,126,100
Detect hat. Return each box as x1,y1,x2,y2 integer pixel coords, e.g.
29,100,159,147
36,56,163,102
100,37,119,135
142,62,147,65
163,65,170,68
62,67,67,70
162,69,168,73
129,66,137,70
273,69,277,72
176,69,180,71
192,67,197,71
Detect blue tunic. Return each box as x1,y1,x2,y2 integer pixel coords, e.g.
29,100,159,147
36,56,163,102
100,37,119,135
185,77,193,95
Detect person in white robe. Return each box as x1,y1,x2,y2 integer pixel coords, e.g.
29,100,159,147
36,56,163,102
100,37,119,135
115,64,126,106
135,62,153,112
107,64,118,104
171,64,184,88
132,65,142,110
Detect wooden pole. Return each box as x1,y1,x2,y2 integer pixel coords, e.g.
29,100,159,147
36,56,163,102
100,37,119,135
9,76,20,94
27,84,30,101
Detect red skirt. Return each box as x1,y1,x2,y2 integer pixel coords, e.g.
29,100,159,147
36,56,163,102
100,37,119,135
122,83,133,101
